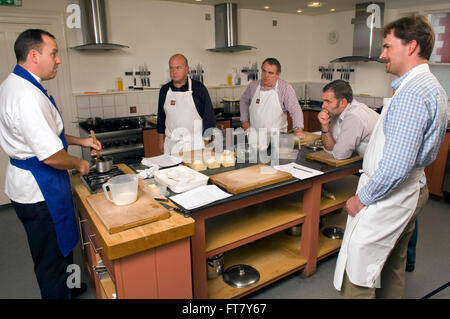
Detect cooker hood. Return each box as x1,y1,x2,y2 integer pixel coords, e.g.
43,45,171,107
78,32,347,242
207,3,256,53
71,0,129,50
331,2,384,63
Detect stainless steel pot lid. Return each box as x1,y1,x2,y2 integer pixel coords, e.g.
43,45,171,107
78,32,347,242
322,226,344,239
223,264,260,288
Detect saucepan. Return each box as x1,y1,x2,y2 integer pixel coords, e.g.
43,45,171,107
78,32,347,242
221,97,240,114
70,156,114,175
74,117,103,126
91,156,114,173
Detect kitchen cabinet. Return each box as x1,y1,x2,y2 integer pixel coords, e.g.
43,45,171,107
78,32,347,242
71,164,195,299
217,119,231,131
303,110,322,132
425,130,450,198
143,128,162,157
189,155,361,298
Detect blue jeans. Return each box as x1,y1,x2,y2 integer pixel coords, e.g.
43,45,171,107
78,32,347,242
406,220,418,266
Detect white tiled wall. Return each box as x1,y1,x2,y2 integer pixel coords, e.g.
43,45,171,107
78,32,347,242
75,90,159,119
75,83,390,119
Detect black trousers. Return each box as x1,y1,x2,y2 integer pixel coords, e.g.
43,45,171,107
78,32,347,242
11,200,73,299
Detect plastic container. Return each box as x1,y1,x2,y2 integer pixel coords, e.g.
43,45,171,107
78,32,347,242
144,179,168,197
154,165,209,193
227,74,232,86
116,77,123,91
102,174,138,206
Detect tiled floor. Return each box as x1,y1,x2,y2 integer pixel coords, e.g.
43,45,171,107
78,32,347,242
0,198,448,299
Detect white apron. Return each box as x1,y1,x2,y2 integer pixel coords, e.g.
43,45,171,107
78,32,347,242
333,64,430,290
248,81,287,149
163,78,204,154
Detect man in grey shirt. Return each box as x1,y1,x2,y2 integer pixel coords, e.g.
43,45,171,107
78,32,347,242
240,58,305,138
318,80,379,159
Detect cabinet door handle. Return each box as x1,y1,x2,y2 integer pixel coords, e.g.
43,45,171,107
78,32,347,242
77,217,89,248
93,264,107,274
88,233,103,254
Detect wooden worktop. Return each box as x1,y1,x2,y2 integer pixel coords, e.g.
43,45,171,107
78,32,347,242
71,164,195,260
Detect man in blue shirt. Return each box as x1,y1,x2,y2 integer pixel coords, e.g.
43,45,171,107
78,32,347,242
334,15,448,298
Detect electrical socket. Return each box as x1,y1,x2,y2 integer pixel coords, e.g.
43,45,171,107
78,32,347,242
129,106,137,114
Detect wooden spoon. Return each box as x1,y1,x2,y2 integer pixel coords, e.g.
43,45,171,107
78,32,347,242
90,130,101,160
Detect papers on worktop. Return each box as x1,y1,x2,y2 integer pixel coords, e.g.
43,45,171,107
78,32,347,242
142,154,182,168
273,163,323,180
169,185,232,210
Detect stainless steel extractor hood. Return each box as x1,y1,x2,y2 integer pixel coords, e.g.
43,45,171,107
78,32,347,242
331,2,384,63
207,3,256,53
71,0,129,50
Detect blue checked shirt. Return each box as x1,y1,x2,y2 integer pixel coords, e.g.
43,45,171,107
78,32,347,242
358,64,448,206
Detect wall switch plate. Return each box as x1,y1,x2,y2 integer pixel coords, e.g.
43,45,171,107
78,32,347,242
129,106,137,113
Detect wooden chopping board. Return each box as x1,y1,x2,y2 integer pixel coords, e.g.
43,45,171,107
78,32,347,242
86,188,170,234
300,132,321,145
306,150,362,167
209,164,292,194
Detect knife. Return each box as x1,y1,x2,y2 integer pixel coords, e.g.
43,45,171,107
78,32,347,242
159,202,191,218
292,165,314,174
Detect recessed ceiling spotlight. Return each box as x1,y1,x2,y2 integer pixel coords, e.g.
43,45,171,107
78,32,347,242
195,0,202,2
297,9,303,13
330,8,335,12
264,5,270,9
307,2,324,8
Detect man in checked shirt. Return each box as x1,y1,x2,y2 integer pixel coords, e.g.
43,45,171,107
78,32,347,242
333,15,448,298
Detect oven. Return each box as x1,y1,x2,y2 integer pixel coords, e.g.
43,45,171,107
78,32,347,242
79,116,145,165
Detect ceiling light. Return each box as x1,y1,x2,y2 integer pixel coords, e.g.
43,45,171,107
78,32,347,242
264,6,270,9
330,8,335,12
307,2,324,8
297,9,303,13
195,0,202,2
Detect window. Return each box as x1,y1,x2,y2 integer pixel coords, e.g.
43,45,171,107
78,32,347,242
428,12,450,63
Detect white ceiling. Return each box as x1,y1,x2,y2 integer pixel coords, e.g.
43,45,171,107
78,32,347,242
160,0,450,16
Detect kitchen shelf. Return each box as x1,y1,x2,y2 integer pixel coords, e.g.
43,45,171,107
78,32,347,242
319,175,359,215
317,209,348,261
207,231,307,299
204,174,358,257
205,192,306,255
99,275,116,299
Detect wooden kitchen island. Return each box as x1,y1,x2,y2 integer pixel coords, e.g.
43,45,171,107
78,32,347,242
72,149,360,299
183,148,361,299
71,164,195,299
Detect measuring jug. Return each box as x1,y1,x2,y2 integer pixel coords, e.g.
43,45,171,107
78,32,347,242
102,174,138,206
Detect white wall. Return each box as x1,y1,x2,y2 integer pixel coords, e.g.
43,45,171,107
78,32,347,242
64,0,314,92
2,0,450,99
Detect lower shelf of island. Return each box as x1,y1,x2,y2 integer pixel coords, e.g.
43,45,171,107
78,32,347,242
205,174,359,299
207,231,307,299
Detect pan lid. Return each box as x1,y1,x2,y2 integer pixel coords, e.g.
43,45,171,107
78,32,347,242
223,264,260,288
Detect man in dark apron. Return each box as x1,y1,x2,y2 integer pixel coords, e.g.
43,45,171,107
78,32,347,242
0,29,101,298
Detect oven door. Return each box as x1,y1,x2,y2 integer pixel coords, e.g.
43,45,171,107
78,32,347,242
107,149,144,165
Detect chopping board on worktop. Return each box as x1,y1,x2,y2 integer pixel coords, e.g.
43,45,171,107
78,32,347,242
306,150,362,167
285,131,320,146
300,132,321,145
86,189,170,234
209,164,292,194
